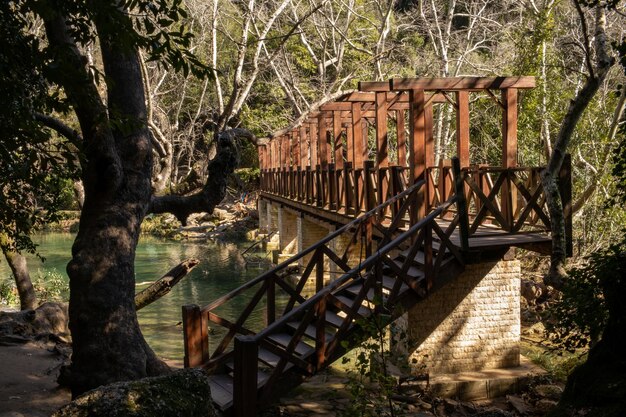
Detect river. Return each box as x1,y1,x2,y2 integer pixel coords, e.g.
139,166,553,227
0,233,272,361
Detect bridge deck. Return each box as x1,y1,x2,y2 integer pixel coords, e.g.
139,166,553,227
435,219,551,253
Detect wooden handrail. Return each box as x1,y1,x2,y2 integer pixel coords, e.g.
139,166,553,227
252,195,457,343
201,178,426,313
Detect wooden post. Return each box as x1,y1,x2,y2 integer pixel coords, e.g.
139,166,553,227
233,336,258,417
409,89,427,223
375,92,389,168
267,275,275,324
182,304,208,368
452,157,470,252
300,125,308,169
316,249,324,292
328,163,336,210
333,111,343,169
310,121,318,167
352,102,365,169
318,114,328,168
397,109,406,166
559,153,573,257
345,161,353,214
315,296,327,370
363,160,376,212
292,130,300,167
502,88,518,230
456,91,470,167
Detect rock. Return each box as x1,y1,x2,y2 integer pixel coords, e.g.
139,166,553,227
473,409,515,417
533,384,563,401
521,279,544,304
213,208,235,222
53,369,216,417
534,399,558,413
506,395,534,415
0,302,69,340
443,398,460,412
418,399,433,410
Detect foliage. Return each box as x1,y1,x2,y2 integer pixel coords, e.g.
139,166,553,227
521,341,587,383
340,311,400,417
0,1,78,255
0,276,19,306
32,268,68,302
0,268,69,306
545,231,626,352
140,214,179,238
235,168,260,186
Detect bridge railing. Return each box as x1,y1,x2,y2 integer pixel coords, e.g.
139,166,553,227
261,158,570,241
183,173,431,370
425,157,571,237
260,162,410,220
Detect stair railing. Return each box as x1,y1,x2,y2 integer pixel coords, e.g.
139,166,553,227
235,189,466,412
183,177,427,369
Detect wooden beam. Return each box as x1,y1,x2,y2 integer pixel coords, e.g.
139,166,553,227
375,92,388,168
310,121,318,166
456,91,470,167
300,125,308,168
320,102,352,111
502,88,518,167
359,81,391,92
409,89,427,219
333,111,343,168
391,76,535,91
352,102,365,168
397,110,406,166
318,114,328,167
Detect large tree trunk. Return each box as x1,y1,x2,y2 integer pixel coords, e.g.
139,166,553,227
2,249,37,311
541,4,613,289
41,9,170,396
41,2,245,397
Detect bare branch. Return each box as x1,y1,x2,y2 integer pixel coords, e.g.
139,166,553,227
148,129,253,224
34,113,83,144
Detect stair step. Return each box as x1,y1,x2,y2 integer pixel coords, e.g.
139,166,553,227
382,275,409,293
390,260,426,281
345,277,409,301
209,369,271,410
208,375,234,410
325,310,345,328
268,333,315,356
224,347,292,372
287,321,335,341
397,249,455,269
335,295,374,317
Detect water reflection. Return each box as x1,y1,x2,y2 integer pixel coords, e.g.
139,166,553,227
0,233,271,360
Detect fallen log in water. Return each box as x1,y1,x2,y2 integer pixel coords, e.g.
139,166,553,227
135,258,200,311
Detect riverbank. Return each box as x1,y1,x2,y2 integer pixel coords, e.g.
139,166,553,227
43,191,260,243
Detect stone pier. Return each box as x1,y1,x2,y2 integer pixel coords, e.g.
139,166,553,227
394,259,521,374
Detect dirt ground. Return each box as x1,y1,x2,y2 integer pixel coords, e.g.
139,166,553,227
0,341,71,417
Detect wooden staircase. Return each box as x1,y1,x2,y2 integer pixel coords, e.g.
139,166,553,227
181,167,471,416
206,234,464,414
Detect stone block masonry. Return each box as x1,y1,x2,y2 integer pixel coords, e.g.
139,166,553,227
396,260,521,375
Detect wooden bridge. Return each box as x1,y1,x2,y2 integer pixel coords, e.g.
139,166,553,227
182,77,572,416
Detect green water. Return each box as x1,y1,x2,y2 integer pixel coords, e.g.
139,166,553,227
0,233,272,361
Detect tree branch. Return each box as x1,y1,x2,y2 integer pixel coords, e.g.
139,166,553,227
147,128,252,224
34,113,83,144
135,258,200,311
